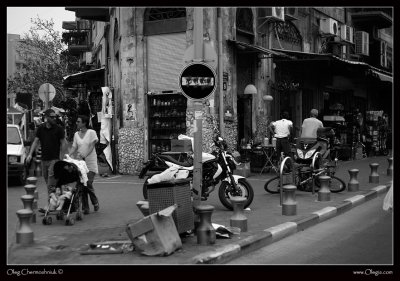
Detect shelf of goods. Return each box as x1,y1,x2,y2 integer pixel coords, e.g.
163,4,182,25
148,93,187,156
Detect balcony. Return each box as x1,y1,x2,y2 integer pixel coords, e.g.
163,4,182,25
351,9,392,29
65,7,109,22
62,20,91,31
62,31,91,55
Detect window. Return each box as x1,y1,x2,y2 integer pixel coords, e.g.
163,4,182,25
144,8,186,35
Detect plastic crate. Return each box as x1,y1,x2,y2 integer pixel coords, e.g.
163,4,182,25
147,179,194,234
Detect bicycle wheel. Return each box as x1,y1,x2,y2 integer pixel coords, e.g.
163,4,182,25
264,176,281,194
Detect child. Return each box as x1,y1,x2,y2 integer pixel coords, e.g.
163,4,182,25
44,185,73,212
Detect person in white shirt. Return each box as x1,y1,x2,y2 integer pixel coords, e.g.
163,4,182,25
300,109,323,139
269,111,293,163
69,115,100,215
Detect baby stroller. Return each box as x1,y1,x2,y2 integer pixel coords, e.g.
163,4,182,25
41,160,84,226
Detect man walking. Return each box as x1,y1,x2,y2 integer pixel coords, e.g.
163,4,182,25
26,109,67,195
269,111,293,169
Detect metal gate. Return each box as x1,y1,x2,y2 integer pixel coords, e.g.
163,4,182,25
147,33,187,93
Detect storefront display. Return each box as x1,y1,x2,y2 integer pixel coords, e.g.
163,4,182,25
365,110,389,156
148,93,187,157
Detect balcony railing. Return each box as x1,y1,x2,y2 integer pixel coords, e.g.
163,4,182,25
62,31,91,55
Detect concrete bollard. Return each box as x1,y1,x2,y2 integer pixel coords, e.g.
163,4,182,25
347,169,360,192
21,195,36,223
24,184,38,210
34,159,42,177
16,209,34,245
369,163,379,183
230,197,247,232
195,205,216,245
387,157,393,176
26,177,38,185
318,176,331,201
282,185,297,216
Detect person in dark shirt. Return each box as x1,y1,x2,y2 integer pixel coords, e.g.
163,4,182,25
27,109,67,195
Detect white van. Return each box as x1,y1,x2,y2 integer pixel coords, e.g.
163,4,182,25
7,124,29,185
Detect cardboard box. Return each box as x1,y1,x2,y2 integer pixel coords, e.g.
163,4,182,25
170,139,193,152
126,205,182,256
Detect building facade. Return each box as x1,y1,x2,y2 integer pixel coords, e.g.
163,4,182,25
63,7,393,174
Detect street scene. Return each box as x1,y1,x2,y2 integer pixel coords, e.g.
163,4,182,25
7,6,393,278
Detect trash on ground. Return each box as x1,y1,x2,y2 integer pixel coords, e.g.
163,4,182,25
79,240,134,255
245,208,251,211
126,204,182,256
212,223,241,239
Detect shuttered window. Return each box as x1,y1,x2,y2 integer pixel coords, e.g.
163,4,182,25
147,33,187,92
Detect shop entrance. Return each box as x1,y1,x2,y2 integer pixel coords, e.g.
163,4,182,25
237,53,256,146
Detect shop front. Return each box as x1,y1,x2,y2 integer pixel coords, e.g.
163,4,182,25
63,67,115,174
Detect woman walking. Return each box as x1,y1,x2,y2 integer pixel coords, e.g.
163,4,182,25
69,115,100,214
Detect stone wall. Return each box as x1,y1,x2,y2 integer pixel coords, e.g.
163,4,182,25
117,127,144,174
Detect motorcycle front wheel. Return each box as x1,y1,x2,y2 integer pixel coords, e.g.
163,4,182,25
218,178,254,210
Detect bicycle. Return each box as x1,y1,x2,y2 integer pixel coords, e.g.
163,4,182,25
264,149,346,194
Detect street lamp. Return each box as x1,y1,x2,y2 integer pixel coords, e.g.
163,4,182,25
244,84,257,95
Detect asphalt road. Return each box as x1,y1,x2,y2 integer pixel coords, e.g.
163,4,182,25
227,195,393,265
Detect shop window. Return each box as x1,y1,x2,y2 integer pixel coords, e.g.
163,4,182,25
236,8,255,44
144,8,186,35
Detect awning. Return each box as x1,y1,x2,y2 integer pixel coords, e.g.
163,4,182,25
370,69,393,83
272,48,393,83
63,67,105,87
227,39,293,58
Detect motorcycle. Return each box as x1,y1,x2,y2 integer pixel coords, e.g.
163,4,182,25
139,135,254,210
264,127,346,194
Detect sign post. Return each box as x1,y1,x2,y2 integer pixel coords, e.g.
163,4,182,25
38,83,56,110
178,9,217,208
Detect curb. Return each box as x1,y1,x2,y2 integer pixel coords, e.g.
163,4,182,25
191,182,392,264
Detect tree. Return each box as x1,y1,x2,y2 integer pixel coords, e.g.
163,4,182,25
7,16,80,109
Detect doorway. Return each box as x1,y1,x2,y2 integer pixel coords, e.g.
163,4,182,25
237,53,256,146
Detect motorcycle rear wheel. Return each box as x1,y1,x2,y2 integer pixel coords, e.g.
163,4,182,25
218,179,254,210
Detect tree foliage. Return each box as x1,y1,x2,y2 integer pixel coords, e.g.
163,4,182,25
7,17,80,108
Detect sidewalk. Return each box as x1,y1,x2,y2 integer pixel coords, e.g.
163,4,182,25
8,155,392,265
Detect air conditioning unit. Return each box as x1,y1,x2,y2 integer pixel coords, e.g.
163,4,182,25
355,31,369,56
320,18,339,36
340,24,354,44
285,7,298,20
380,40,388,67
258,7,285,21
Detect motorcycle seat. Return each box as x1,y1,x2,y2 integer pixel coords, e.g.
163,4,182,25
158,154,193,167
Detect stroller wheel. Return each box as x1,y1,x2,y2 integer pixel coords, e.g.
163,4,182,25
65,218,70,225
76,212,83,221
45,216,52,225
42,217,47,225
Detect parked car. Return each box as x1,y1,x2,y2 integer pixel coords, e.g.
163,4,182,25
7,124,30,185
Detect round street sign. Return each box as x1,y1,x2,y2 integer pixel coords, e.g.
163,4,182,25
179,62,217,100
38,83,56,101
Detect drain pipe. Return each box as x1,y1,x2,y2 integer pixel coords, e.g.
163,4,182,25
218,8,224,137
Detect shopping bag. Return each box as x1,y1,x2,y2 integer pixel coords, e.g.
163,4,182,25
383,184,393,211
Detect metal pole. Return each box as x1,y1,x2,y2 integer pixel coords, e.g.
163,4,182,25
192,8,204,208
218,8,224,137
45,83,49,110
